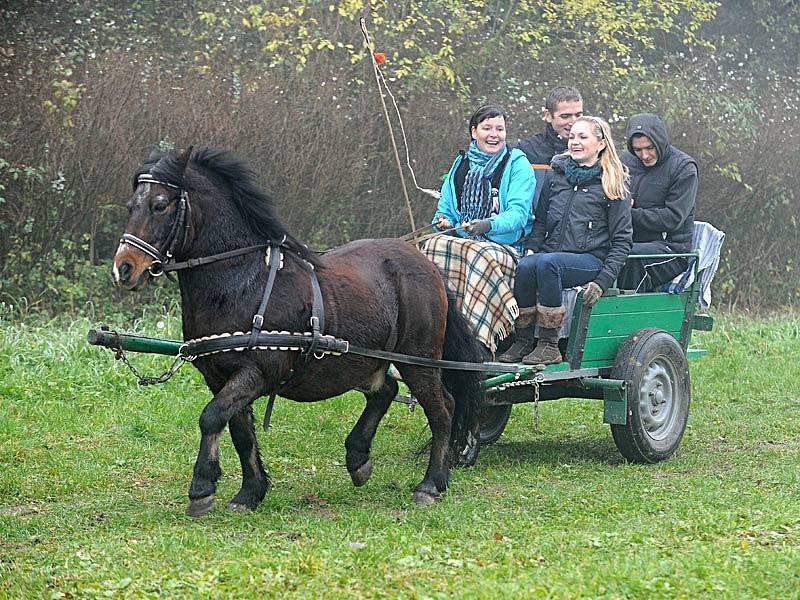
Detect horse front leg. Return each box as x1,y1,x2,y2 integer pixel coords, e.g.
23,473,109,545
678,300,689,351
399,367,454,506
345,374,398,487
227,404,271,512
187,366,267,517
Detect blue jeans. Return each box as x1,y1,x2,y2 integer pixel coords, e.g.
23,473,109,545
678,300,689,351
514,252,603,308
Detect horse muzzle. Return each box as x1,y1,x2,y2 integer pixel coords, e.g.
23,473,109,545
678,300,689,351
113,244,157,291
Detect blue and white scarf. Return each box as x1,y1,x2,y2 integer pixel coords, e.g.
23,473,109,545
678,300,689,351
460,141,508,223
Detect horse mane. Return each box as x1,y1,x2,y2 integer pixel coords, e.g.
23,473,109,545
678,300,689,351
134,146,320,267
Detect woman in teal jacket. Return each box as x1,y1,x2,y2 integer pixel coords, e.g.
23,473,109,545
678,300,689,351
425,104,535,356
433,104,535,253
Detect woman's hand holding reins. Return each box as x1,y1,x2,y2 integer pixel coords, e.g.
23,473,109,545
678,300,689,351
462,219,492,235
434,215,452,230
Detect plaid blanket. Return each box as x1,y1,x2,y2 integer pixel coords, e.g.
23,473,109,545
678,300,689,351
421,236,519,354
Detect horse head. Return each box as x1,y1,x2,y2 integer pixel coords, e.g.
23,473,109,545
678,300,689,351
113,146,193,290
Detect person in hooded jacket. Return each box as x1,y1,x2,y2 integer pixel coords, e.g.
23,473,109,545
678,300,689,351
617,113,697,292
499,116,632,365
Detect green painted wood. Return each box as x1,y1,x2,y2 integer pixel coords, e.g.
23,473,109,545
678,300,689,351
542,362,571,372
590,292,685,315
687,348,708,359
572,290,691,370
586,310,685,339
578,329,682,369
603,385,627,425
87,329,182,356
691,314,714,331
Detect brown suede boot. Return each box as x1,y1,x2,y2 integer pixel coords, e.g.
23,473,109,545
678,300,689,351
522,304,566,366
498,326,536,363
515,306,537,329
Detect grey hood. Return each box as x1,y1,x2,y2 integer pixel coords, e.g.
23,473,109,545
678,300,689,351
626,113,670,166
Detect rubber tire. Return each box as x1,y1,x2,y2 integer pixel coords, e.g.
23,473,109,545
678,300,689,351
610,328,690,463
477,403,512,446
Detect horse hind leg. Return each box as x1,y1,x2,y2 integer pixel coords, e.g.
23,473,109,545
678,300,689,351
187,366,267,518
345,371,398,487
397,365,454,506
227,405,271,512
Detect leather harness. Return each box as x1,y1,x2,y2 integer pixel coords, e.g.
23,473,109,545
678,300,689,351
122,174,520,426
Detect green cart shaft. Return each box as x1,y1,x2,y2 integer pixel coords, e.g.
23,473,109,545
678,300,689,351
87,329,182,356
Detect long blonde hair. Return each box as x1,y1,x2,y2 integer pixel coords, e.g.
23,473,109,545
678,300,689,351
574,116,629,200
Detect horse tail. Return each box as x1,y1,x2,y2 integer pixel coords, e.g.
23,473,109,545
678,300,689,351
440,285,486,465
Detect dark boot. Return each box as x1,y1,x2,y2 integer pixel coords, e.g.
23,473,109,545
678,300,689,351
522,304,566,366
498,326,536,363
515,306,537,329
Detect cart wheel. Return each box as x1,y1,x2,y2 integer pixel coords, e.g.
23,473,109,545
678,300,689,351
610,328,690,463
477,403,512,445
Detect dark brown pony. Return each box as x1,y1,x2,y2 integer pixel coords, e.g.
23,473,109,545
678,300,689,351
112,146,484,516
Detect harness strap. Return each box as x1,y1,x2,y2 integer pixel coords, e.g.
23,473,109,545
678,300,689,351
161,193,188,261
264,262,326,431
121,233,163,262
306,267,325,356
164,243,269,273
263,392,278,432
248,245,282,348
346,344,515,373
181,331,518,374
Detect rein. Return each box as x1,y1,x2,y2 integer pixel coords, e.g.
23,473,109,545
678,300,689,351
399,223,469,246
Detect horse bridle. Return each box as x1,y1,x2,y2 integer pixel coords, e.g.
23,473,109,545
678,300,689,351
120,174,191,277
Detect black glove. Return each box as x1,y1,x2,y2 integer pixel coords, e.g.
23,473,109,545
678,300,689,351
582,281,604,306
465,219,492,235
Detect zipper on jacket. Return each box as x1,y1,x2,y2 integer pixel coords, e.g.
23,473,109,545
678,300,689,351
556,186,579,249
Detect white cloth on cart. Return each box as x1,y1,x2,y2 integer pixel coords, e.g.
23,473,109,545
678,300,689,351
663,221,725,308
535,287,579,339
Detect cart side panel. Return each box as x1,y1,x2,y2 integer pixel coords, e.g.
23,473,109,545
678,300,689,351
567,292,688,370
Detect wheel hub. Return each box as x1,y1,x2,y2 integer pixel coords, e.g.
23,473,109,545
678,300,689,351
638,358,677,440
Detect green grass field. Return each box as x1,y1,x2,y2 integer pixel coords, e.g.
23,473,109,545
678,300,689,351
1,315,799,598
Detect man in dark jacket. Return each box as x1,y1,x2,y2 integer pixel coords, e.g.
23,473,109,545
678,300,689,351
618,113,697,292
517,86,583,210
517,86,584,164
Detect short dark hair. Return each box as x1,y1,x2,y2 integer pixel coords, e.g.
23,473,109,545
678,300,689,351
468,103,507,134
545,86,582,113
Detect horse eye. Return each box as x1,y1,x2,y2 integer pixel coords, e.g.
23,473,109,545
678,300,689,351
152,201,169,214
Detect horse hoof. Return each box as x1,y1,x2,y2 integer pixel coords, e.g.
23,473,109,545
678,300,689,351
186,495,215,518
457,432,479,468
227,502,252,513
350,459,373,487
412,490,439,506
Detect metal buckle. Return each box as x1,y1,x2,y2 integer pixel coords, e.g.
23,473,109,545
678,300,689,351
252,314,264,329
148,260,164,277
178,343,196,361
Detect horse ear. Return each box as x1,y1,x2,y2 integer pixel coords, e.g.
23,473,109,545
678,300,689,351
176,145,194,174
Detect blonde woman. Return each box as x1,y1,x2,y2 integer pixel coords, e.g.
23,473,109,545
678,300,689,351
499,116,632,365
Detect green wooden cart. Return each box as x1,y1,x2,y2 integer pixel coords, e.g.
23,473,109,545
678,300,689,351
477,253,713,463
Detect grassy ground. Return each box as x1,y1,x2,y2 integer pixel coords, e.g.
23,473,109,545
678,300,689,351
1,314,799,599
